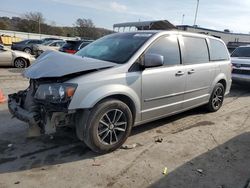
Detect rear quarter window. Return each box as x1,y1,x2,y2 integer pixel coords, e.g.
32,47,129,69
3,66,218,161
209,39,229,61
182,36,209,64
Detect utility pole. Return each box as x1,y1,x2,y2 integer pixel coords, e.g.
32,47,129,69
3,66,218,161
193,0,200,26
181,14,185,25
38,17,41,34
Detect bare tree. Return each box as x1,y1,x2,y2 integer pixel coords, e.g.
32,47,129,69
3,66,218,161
18,12,45,33
0,15,113,38
75,18,96,39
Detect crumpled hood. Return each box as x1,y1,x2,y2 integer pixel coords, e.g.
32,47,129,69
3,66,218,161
231,57,250,65
24,51,116,79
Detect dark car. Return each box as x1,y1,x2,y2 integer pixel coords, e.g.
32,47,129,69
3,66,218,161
59,40,93,54
11,39,43,54
11,38,62,54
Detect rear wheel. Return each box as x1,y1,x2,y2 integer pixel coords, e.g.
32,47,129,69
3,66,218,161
24,48,32,54
77,99,133,153
14,58,27,68
206,83,225,112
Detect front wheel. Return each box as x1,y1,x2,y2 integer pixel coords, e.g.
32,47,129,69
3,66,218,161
78,99,133,153
206,83,225,112
14,58,27,68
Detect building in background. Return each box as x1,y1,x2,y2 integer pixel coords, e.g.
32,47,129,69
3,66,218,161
177,25,250,52
114,20,250,52
113,20,176,32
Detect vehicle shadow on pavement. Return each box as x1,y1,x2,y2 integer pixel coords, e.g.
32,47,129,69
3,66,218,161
0,83,249,174
132,83,250,136
148,132,250,188
0,110,95,174
228,83,250,98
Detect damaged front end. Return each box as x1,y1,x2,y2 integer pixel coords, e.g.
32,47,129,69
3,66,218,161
8,50,116,136
8,79,77,136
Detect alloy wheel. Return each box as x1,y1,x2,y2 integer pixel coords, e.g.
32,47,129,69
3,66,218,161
212,86,223,109
14,59,26,68
98,109,127,145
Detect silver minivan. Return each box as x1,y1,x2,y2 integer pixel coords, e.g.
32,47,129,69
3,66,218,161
9,31,232,153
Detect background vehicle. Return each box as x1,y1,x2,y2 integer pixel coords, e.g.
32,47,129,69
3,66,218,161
59,40,93,54
11,39,42,54
231,45,250,82
33,40,66,57
8,31,231,153
0,44,35,68
11,38,61,54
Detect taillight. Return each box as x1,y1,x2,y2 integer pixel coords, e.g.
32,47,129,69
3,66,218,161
65,49,77,54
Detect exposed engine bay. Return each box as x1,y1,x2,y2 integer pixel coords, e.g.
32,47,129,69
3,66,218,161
8,78,76,135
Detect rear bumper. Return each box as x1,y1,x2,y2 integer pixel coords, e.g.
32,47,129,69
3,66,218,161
232,73,250,83
8,94,37,125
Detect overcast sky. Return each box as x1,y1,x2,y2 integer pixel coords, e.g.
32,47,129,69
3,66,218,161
1,0,250,33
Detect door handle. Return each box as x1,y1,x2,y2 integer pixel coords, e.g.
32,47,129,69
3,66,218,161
188,69,195,74
175,71,185,76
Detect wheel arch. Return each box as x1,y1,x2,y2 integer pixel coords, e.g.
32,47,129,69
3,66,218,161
23,47,31,51
217,79,226,92
96,94,137,123
211,73,228,94
69,84,141,122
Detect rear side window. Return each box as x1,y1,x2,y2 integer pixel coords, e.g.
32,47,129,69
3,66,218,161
182,36,209,64
146,35,180,66
50,41,64,47
209,39,229,60
27,40,40,44
63,41,81,50
79,42,91,49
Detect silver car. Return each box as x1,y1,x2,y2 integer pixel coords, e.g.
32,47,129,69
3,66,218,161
8,31,232,153
231,45,250,82
33,40,66,57
0,44,35,68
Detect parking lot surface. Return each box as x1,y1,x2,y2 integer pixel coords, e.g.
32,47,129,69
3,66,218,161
0,68,250,188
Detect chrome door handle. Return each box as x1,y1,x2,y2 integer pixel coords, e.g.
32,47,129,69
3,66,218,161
175,71,185,76
188,69,195,74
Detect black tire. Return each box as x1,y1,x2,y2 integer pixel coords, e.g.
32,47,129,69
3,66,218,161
14,58,27,68
23,47,32,54
77,99,133,153
206,83,225,112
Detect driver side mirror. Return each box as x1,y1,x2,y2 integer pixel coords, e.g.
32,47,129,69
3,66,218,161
143,53,164,68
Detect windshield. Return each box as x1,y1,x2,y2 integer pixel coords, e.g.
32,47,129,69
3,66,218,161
231,47,250,57
75,32,153,64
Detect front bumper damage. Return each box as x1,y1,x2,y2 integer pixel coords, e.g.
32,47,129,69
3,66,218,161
8,81,75,136
8,92,38,125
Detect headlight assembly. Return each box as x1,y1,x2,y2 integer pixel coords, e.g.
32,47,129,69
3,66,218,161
34,83,77,103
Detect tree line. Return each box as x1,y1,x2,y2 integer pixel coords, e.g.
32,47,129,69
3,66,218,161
0,12,113,39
